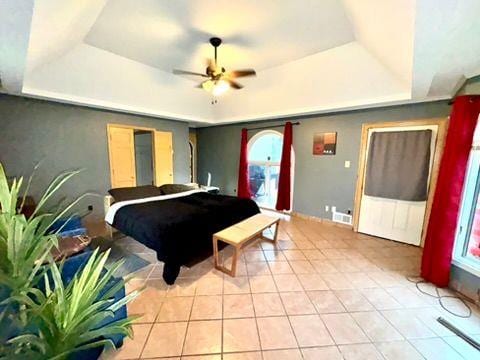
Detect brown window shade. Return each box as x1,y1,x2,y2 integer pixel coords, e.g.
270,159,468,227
364,130,432,201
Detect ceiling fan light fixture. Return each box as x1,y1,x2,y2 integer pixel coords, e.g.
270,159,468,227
212,79,229,96
201,79,214,92
173,37,255,98
202,79,229,96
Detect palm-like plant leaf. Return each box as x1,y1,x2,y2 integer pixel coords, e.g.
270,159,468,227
25,249,139,358
0,163,93,299
0,162,140,358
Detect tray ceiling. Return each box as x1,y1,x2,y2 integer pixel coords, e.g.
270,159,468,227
85,0,354,72
1,0,479,125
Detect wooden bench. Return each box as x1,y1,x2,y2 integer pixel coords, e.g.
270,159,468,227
213,214,280,277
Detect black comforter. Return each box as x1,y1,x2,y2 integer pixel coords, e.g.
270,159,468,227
112,192,260,284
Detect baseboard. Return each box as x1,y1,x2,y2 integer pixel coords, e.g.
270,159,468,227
291,211,354,230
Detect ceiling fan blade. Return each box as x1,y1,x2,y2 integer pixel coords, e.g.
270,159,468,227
172,69,208,77
228,69,256,78
227,79,244,89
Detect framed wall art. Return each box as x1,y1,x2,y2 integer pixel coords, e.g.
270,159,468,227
313,132,337,155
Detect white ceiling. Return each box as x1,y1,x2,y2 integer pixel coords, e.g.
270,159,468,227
84,0,354,72
1,0,480,125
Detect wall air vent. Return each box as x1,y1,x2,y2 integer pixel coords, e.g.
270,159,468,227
332,211,353,226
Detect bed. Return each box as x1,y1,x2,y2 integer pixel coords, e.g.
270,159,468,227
105,188,260,284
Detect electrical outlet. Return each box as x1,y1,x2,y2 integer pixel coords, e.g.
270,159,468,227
325,205,329,212
344,160,351,168
332,206,337,213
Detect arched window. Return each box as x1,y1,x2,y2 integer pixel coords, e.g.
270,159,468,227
248,130,283,209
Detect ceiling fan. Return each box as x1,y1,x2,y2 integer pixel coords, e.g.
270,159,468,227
172,37,256,97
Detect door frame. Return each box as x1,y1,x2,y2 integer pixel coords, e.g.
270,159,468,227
107,123,170,188
352,118,448,247
189,131,197,183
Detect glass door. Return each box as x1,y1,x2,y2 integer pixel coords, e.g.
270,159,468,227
248,131,283,209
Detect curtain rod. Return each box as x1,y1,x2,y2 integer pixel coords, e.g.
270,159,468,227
246,121,300,131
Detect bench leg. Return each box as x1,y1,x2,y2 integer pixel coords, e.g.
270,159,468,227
213,236,220,268
230,246,238,277
213,237,238,277
273,220,280,243
261,220,280,244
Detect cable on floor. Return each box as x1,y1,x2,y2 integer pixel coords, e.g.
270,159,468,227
406,276,473,318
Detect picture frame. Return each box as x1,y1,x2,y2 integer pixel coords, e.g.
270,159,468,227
313,132,337,155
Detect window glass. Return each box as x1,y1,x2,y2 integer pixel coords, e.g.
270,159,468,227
459,150,480,261
455,145,480,271
466,194,480,260
249,133,283,163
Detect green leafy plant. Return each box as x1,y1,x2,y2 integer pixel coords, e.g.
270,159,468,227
8,249,140,359
0,163,85,298
0,163,140,359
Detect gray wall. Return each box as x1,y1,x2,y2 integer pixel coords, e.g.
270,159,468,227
0,94,190,219
197,98,480,301
197,101,450,219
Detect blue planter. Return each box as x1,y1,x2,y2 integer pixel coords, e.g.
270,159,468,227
60,250,128,360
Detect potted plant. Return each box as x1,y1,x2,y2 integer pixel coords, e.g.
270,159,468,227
0,163,140,359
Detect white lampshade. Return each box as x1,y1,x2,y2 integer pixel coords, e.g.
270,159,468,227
201,79,229,97
212,79,229,96
201,80,214,92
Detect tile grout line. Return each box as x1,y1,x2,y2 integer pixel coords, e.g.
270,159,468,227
221,271,225,359
247,270,266,360
134,271,169,359
279,221,368,356
280,227,339,358
111,218,468,359
137,298,164,359
179,279,197,357
270,263,302,355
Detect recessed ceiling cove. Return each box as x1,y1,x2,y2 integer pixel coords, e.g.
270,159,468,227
1,0,479,125
85,0,354,72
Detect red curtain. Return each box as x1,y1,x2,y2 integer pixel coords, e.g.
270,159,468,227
237,128,251,199
276,122,293,211
421,95,480,287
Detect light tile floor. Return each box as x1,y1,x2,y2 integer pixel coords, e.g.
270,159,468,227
100,215,480,359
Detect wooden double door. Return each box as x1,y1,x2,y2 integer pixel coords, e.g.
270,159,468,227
107,125,174,188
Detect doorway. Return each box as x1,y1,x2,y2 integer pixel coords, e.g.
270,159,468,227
107,124,174,188
189,131,197,183
248,130,283,209
189,141,195,182
353,119,447,246
134,130,154,186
